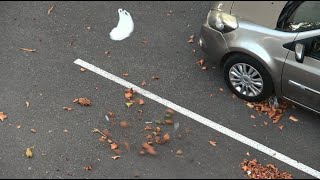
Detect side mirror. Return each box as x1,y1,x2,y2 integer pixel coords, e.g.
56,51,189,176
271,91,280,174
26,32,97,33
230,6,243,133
295,43,305,63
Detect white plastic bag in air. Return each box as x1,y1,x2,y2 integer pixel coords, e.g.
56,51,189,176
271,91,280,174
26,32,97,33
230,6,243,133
109,9,134,41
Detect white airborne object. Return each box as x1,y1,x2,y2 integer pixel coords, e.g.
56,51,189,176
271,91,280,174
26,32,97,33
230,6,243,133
109,9,134,41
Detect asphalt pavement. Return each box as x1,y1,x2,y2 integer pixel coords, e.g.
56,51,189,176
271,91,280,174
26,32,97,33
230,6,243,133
0,1,319,179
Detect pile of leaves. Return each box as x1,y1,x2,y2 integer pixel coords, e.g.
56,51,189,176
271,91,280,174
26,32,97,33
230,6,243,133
241,159,293,179
246,100,290,123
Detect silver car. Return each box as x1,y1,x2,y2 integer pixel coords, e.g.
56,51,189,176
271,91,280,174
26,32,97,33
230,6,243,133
199,1,320,114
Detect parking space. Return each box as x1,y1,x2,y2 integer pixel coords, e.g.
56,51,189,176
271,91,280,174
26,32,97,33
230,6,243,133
0,1,319,179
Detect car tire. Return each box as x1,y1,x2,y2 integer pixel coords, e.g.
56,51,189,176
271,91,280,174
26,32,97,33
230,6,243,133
223,54,274,102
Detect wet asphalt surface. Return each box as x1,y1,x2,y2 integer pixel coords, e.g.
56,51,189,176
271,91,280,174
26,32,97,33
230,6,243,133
0,1,319,179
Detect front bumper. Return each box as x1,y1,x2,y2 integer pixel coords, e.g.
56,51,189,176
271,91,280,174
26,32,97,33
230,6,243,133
199,23,230,64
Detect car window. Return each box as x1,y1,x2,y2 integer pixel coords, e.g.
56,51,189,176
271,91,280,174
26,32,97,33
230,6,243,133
283,1,320,32
309,37,320,60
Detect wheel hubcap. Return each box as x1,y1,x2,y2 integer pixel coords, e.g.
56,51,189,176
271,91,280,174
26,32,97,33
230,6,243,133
229,63,263,97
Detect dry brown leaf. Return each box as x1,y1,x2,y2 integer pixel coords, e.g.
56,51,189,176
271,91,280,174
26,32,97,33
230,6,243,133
26,101,30,107
154,135,162,144
176,149,183,155
125,92,133,99
250,115,256,119
74,98,91,106
80,68,86,72
272,114,282,124
142,143,157,155
246,103,255,109
289,116,299,122
138,99,145,105
163,132,170,142
141,81,146,86
0,112,8,121
278,125,284,130
111,156,120,160
20,48,36,52
123,72,129,77
63,107,73,111
219,88,224,92
31,129,36,133
156,127,161,133
84,165,92,171
144,124,152,130
152,75,160,80
246,152,251,156
120,121,129,128
165,119,173,125
16,124,21,129
188,34,195,43
146,134,153,139
196,58,205,66
107,112,115,118
110,143,118,150
48,5,55,15
209,140,217,147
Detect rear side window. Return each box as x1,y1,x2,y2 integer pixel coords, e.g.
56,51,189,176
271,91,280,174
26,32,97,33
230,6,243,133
278,1,320,32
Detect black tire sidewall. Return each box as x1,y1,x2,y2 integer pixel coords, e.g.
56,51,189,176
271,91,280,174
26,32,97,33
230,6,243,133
223,54,274,102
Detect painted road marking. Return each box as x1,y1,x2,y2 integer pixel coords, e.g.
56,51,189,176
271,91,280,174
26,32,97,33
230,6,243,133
74,58,320,179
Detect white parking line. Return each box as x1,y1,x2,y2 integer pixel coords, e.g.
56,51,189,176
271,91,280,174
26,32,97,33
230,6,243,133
74,58,320,179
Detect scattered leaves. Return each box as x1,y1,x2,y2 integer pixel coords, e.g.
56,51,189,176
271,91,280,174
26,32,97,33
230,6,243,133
20,48,36,52
0,112,8,121
31,129,36,133
80,68,86,72
146,134,153,140
246,103,255,109
209,140,217,147
241,159,293,179
63,107,73,111
26,147,33,158
166,108,174,115
111,156,120,160
83,165,92,171
289,116,298,122
73,98,92,106
48,5,55,15
188,34,195,43
142,143,157,155
123,72,129,77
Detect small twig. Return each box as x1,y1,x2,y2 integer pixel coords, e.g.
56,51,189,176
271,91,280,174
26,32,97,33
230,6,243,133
92,128,107,137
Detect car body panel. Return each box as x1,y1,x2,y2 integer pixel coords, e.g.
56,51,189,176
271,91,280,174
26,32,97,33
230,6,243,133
282,30,320,112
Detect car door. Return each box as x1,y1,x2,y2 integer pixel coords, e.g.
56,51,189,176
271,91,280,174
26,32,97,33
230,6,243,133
282,32,320,113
